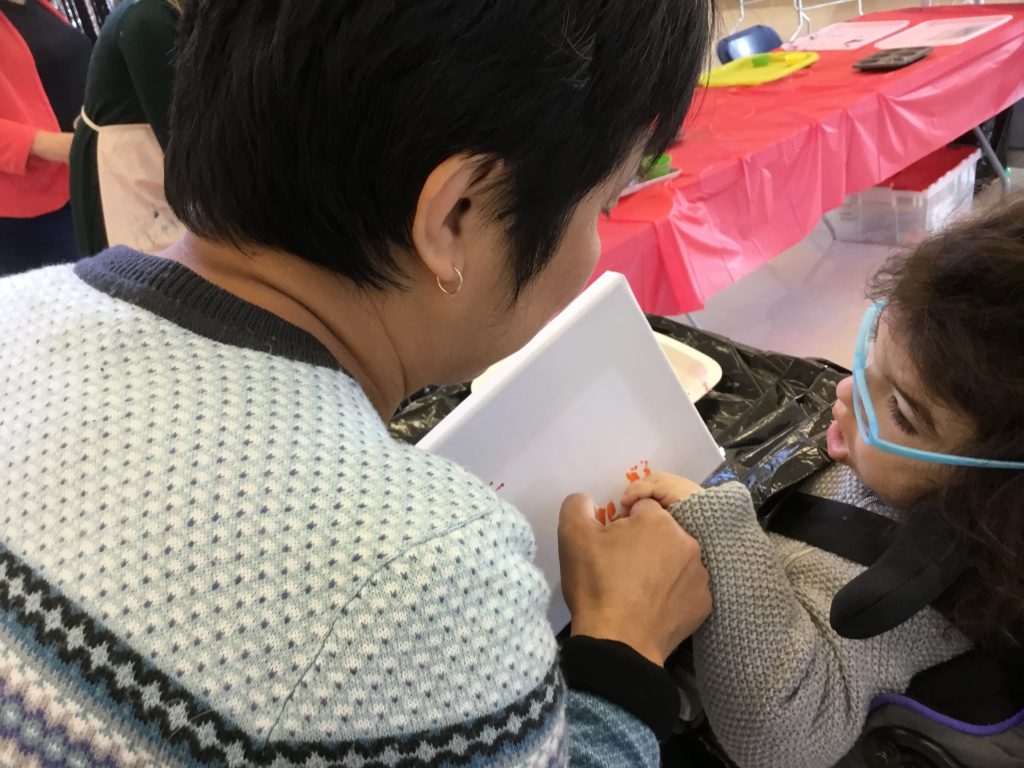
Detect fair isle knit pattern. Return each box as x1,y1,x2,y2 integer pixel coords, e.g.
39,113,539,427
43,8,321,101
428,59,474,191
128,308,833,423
0,250,595,767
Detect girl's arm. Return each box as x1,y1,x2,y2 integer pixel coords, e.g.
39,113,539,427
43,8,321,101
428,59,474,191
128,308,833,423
670,482,970,768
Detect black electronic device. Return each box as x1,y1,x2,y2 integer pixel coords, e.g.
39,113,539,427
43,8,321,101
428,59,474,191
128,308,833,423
854,47,933,71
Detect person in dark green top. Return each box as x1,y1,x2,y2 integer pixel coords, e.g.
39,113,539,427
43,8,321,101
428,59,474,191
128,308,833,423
69,0,181,256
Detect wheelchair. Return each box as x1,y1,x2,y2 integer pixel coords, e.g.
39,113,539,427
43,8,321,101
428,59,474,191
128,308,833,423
842,649,1024,768
661,489,1024,768
663,649,1024,768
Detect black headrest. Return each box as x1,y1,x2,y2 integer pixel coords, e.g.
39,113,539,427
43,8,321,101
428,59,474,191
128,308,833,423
762,490,968,640
829,504,967,640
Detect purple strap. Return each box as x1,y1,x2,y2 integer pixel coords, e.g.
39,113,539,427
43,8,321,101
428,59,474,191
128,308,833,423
871,694,1024,737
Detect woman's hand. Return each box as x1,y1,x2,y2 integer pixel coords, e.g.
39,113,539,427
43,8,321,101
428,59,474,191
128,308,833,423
30,131,73,164
558,493,711,666
621,472,704,513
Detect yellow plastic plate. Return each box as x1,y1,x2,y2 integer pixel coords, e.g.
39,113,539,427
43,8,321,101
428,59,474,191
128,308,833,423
702,51,820,87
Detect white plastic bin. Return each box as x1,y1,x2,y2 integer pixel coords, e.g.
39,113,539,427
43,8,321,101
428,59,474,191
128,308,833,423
831,148,981,246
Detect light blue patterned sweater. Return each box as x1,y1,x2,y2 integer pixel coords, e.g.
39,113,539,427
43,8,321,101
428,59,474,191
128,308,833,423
0,249,675,767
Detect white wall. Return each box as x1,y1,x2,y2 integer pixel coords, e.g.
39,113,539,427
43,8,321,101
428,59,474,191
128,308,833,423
718,0,1021,43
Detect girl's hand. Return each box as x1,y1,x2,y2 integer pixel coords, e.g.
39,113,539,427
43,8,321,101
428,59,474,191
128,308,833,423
622,472,704,513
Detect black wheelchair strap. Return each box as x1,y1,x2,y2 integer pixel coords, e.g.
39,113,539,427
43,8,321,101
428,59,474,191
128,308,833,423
764,491,901,568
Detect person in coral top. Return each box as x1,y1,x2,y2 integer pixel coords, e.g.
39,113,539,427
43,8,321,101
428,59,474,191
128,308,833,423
0,0,91,277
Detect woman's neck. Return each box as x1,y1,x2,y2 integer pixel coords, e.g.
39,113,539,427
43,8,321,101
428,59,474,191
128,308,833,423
159,234,413,419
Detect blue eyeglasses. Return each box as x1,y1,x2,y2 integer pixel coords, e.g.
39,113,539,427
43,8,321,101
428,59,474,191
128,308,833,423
852,301,1024,470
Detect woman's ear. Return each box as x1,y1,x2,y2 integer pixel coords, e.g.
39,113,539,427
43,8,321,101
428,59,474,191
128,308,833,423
411,155,490,287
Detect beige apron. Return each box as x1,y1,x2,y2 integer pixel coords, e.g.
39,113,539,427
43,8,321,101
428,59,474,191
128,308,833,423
80,109,184,253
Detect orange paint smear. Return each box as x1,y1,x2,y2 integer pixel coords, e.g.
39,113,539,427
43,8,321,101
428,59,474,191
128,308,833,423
625,460,652,483
595,501,618,525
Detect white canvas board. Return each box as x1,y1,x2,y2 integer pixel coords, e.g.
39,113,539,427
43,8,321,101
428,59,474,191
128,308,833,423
876,15,1012,48
784,20,910,51
418,272,725,629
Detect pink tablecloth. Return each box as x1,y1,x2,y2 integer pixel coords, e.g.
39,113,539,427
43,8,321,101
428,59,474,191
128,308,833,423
594,5,1024,315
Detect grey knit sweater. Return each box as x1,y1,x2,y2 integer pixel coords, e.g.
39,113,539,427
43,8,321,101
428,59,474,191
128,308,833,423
672,465,972,768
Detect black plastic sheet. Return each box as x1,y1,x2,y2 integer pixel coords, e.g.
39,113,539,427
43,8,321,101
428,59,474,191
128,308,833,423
389,316,849,510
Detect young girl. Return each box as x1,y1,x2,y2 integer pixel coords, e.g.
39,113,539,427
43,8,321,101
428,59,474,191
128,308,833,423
623,195,1024,768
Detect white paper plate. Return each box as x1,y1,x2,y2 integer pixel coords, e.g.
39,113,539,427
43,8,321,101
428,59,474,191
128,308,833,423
655,333,723,402
472,331,722,403
619,169,682,199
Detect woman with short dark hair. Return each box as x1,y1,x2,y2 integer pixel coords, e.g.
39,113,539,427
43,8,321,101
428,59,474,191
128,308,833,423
0,1,715,765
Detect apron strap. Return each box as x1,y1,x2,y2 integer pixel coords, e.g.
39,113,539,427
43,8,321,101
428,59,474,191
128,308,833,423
79,108,103,132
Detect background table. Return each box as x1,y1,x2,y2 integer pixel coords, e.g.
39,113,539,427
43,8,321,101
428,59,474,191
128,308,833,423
595,5,1024,315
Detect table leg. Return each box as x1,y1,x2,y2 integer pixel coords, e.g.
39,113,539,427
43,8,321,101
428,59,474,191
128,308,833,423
731,0,746,34
973,125,1012,196
822,214,838,240
791,0,810,40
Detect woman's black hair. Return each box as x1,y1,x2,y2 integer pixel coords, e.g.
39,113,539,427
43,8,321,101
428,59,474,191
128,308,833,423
868,193,1024,648
165,0,715,299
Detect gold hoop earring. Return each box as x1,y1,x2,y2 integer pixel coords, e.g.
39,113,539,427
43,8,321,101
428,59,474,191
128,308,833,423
436,267,464,296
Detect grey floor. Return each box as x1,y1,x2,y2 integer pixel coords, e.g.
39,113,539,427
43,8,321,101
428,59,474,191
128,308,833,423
678,168,1023,369
689,0,1023,368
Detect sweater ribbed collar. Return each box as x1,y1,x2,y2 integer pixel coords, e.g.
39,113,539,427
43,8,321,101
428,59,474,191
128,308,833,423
74,247,341,370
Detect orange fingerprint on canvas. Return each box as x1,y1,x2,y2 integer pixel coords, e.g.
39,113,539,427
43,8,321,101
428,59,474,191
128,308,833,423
625,459,652,483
